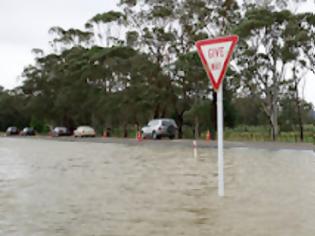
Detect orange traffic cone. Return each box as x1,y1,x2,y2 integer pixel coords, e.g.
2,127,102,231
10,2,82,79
206,130,211,142
136,131,142,142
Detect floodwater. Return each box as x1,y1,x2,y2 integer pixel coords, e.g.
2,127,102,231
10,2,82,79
0,138,315,236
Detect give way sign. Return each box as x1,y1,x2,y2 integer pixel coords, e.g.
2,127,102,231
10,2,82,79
195,35,238,90
195,35,238,197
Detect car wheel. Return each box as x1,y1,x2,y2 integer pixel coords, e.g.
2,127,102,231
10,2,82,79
169,135,175,140
152,131,158,140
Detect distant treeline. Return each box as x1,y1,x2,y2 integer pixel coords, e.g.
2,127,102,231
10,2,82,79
0,0,314,141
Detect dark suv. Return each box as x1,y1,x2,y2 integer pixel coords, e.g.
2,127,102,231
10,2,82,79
6,127,19,136
20,127,35,136
51,127,71,137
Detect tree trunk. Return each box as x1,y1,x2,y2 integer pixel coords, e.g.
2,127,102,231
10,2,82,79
176,114,184,139
194,116,199,139
296,95,304,142
153,103,160,119
270,104,278,141
123,124,128,138
293,68,304,142
271,74,279,141
299,119,304,142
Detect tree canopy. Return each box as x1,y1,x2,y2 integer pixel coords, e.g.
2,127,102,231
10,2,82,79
1,0,314,141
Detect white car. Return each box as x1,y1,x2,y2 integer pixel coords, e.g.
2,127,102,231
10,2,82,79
141,119,177,139
74,126,96,137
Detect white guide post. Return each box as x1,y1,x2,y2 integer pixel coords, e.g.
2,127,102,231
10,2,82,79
217,84,224,197
193,140,198,159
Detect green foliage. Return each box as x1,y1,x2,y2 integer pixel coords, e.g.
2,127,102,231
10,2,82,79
225,126,314,144
232,97,267,126
30,117,49,134
184,100,212,131
119,0,137,7
151,5,173,18
88,11,125,24
0,90,30,131
126,31,139,47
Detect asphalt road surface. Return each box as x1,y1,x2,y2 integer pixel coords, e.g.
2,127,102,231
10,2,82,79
6,135,314,151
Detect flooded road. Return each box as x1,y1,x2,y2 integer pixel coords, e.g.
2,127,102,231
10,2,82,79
0,137,315,236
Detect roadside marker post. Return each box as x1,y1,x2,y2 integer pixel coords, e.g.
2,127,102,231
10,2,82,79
193,140,198,159
206,130,211,142
136,131,142,142
195,35,238,197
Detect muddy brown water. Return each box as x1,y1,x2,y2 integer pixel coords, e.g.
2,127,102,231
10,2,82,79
0,138,315,236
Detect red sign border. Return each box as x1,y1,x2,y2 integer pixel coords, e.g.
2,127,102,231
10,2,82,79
195,35,238,90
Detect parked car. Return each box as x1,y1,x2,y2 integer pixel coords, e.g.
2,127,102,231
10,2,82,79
6,126,19,136
74,126,96,138
51,127,71,137
20,127,35,136
141,119,177,139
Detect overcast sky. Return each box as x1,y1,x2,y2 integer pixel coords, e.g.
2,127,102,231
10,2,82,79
0,0,118,88
0,0,314,105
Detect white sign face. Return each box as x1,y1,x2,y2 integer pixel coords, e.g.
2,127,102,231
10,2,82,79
199,41,232,84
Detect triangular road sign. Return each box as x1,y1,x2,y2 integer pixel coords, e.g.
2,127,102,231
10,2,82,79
195,35,238,90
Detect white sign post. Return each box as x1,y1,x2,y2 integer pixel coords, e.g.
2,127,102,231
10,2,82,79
217,84,224,196
195,35,238,197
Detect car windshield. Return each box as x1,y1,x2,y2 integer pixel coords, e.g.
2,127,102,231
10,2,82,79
78,126,93,131
55,127,66,131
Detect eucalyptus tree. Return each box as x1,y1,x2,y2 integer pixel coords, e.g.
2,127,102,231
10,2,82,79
0,88,30,131
174,52,209,138
233,8,315,140
120,0,177,121
243,0,309,11
85,11,126,47
119,0,241,138
21,63,54,126
85,46,158,134
23,45,109,129
281,12,315,140
173,0,241,137
48,27,93,52
120,0,191,137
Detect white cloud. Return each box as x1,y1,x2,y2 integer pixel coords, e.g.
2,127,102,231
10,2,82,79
301,72,315,106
